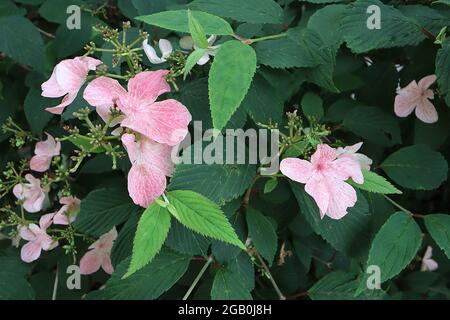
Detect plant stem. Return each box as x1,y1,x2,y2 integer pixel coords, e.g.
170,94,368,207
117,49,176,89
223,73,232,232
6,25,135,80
52,264,59,300
383,195,424,218
253,250,286,300
247,33,287,44
182,255,213,300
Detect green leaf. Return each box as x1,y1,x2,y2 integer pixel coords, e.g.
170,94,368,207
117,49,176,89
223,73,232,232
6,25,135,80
343,106,401,147
74,188,141,237
229,252,255,291
24,87,53,134
166,190,246,250
111,212,140,267
381,145,448,190
166,219,211,256
184,48,207,80
246,208,278,265
38,0,84,23
136,10,234,35
124,203,172,278
0,15,45,72
264,178,278,194
0,272,35,300
188,9,208,49
350,170,402,195
301,92,324,120
209,40,257,131
0,247,31,275
169,163,256,206
341,0,422,53
190,0,283,24
0,0,26,17
424,214,450,259
211,268,252,300
87,249,190,300
307,4,346,51
291,183,373,257
242,73,284,124
436,37,450,106
308,271,386,300
358,212,422,291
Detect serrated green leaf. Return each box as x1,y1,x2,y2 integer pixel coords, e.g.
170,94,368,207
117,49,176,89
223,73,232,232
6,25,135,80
209,40,256,131
111,212,140,267
341,0,422,53
166,219,211,256
188,9,208,49
136,10,234,35
167,190,246,250
74,188,141,237
357,212,422,294
184,49,207,80
424,214,450,259
87,249,190,300
264,178,278,194
436,38,450,106
0,272,35,300
301,92,324,120
350,170,402,195
190,0,283,24
381,145,448,190
246,208,278,265
24,87,53,134
124,203,172,278
211,268,252,300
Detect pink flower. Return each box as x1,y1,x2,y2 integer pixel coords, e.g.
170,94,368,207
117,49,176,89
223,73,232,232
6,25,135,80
19,212,58,263
335,142,372,171
30,133,61,172
13,174,47,213
83,70,192,146
121,133,173,208
280,144,363,220
41,56,102,115
79,227,117,275
53,196,81,225
421,246,438,272
394,75,438,124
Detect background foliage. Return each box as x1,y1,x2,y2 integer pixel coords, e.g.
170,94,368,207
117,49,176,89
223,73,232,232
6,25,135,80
0,0,450,300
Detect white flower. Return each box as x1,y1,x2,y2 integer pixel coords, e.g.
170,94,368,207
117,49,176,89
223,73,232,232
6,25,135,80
335,142,373,171
142,38,173,64
179,35,219,65
421,246,438,272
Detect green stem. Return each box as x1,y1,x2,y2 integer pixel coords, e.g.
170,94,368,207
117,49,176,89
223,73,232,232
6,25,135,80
248,33,287,44
182,256,213,300
382,195,424,218
253,250,286,300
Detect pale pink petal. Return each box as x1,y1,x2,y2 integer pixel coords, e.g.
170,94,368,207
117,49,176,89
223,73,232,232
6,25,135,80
159,39,173,58
415,98,438,124
417,75,436,91
55,59,89,93
82,57,102,70
311,144,337,166
21,241,42,263
125,70,171,107
423,259,439,271
142,39,166,64
23,190,45,213
280,158,313,184
30,155,52,172
80,250,102,275
19,226,36,241
352,153,373,171
13,184,24,200
330,156,364,184
39,212,56,230
53,212,69,225
40,234,58,251
41,69,66,98
324,178,357,220
197,53,210,66
101,256,114,275
121,99,192,146
305,176,329,219
423,246,433,259
394,93,418,118
45,91,78,115
83,77,127,122
35,133,60,156
127,164,167,208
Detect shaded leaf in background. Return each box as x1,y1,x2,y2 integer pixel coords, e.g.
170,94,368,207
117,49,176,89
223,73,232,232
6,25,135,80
246,208,278,265
424,214,450,259
211,268,252,300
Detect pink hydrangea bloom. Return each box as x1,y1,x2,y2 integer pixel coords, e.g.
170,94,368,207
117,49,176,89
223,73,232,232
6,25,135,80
394,75,438,124
30,133,61,172
280,144,364,220
41,56,102,115
79,227,117,275
121,133,174,208
421,246,438,272
53,196,81,225
13,174,47,213
19,212,58,263
335,142,372,171
83,70,192,146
